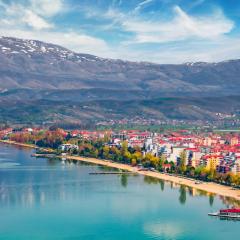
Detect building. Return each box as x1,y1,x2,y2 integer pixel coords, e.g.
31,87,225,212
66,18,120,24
59,144,79,152
203,155,222,170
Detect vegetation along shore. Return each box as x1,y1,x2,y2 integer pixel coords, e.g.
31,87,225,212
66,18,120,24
1,137,240,202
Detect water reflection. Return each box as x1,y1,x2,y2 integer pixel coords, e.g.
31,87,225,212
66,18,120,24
142,175,240,207
1,146,240,240
159,179,164,191
144,221,184,239
219,195,240,208
209,194,215,206
0,159,100,207
0,157,131,207
179,185,187,205
120,174,128,188
143,176,160,184
0,146,240,209
47,158,59,166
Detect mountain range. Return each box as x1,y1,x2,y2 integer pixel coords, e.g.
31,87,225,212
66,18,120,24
0,36,240,126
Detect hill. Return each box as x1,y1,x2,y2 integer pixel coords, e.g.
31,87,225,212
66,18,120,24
0,36,240,126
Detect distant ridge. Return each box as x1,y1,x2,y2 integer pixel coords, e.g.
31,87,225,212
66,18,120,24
0,36,240,94
0,36,240,125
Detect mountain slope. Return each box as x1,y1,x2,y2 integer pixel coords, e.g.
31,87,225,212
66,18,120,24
0,96,239,125
0,36,240,97
0,36,240,125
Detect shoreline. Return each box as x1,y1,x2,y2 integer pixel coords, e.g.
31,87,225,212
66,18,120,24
0,140,37,149
1,140,240,201
62,155,240,201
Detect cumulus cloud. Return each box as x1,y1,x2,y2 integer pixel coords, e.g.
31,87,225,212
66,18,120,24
23,10,53,30
0,0,110,56
123,6,234,43
0,0,238,63
0,1,53,30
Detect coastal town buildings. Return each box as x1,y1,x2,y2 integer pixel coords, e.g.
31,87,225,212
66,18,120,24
107,129,240,174
1,127,240,175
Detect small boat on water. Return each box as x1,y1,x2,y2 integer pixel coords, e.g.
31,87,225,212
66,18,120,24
208,208,240,219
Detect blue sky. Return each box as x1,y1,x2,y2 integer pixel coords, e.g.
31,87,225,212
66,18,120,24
0,0,239,63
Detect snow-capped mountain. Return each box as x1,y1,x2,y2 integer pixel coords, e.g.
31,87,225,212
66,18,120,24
0,36,240,95
0,36,240,125
0,36,105,63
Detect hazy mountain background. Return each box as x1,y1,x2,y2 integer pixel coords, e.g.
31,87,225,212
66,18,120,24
0,37,240,126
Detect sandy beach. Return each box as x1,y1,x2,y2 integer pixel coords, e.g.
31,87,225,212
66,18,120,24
61,155,240,201
1,140,240,201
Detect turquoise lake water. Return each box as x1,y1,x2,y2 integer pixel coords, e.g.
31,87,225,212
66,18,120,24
0,144,239,240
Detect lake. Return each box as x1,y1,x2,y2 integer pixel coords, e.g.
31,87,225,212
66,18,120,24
0,144,239,240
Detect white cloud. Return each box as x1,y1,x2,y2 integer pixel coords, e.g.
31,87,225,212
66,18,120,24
187,0,206,10
0,28,110,56
134,0,155,12
30,0,64,17
0,0,110,56
114,37,240,64
0,1,53,30
23,10,53,30
0,0,238,64
111,0,123,7
122,6,234,43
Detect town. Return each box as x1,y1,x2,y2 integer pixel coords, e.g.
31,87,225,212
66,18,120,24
1,127,240,186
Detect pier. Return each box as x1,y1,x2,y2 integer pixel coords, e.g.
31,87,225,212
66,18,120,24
89,172,137,175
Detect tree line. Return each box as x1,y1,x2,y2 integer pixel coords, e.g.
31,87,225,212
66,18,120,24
8,131,240,187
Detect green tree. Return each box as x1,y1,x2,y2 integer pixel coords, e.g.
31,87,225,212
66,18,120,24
132,151,142,164
121,141,128,155
225,172,235,185
200,167,209,180
123,151,132,163
158,155,166,170
131,158,137,166
102,146,110,159
207,168,216,181
92,149,99,158
179,151,187,174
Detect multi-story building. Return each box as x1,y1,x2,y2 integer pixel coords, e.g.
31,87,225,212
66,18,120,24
202,155,222,170
168,146,186,164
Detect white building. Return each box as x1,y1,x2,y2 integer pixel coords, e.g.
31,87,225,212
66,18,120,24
59,144,79,152
143,137,159,156
168,146,185,164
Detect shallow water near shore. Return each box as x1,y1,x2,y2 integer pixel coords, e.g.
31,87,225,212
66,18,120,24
0,144,239,240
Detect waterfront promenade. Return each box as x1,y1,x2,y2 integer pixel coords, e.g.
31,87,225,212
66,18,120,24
1,140,240,201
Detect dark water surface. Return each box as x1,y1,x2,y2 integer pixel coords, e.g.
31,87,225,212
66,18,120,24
0,144,239,240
